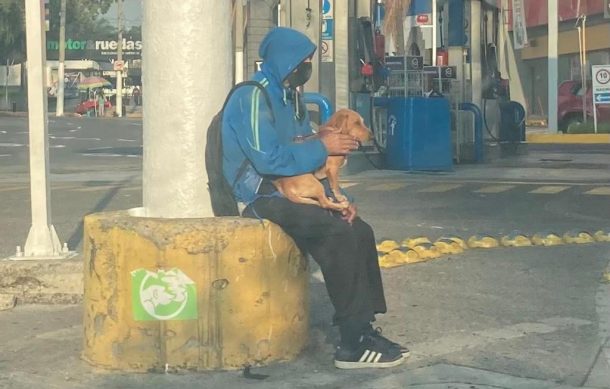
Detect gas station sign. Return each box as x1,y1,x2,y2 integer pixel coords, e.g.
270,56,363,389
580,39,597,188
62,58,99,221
321,0,333,63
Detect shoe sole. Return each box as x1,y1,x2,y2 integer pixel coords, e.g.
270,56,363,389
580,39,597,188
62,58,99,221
334,354,407,369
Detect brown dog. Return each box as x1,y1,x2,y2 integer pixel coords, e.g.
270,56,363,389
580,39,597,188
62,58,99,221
272,109,372,210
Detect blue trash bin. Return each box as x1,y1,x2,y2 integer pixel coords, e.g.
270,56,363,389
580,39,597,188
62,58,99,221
385,96,452,171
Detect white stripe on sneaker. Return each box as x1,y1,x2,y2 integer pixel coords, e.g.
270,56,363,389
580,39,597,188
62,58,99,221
366,351,377,362
373,353,382,362
359,350,370,362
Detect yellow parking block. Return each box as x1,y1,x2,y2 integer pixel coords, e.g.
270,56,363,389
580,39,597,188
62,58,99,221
434,238,464,254
563,231,595,244
376,240,400,254
409,243,442,259
529,186,570,194
531,232,564,246
526,133,610,144
467,235,499,248
378,248,421,268
418,183,463,193
401,237,431,248
584,187,610,195
445,237,468,250
474,185,515,194
367,182,408,191
594,230,610,242
500,233,533,247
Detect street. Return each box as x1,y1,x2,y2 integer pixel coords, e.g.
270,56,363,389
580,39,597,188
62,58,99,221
0,116,609,388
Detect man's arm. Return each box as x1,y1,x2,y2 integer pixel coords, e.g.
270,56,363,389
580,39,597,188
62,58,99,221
227,87,327,176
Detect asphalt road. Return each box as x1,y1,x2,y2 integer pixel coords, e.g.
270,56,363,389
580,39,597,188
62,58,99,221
0,116,609,388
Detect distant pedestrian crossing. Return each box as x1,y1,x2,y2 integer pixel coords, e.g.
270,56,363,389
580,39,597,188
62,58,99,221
345,180,610,196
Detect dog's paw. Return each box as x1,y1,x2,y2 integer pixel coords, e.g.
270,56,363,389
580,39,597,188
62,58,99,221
333,192,348,203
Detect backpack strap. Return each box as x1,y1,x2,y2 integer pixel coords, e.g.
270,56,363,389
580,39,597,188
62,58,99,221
223,81,275,189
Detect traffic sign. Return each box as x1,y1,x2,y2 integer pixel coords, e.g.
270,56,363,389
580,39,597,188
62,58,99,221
592,65,610,94
594,93,610,104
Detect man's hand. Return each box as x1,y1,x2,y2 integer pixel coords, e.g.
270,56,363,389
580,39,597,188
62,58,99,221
341,203,357,224
319,127,359,155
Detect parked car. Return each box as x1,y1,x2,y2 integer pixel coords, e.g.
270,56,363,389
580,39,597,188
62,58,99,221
75,99,112,116
558,80,610,132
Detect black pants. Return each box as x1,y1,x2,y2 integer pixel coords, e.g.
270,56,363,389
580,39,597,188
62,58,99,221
243,196,387,328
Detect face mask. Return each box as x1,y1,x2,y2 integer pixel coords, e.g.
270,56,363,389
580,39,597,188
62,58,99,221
285,62,312,89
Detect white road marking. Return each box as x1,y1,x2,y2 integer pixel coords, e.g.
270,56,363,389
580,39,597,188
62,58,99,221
0,130,7,134
585,187,610,195
0,154,11,157
474,185,515,193
0,143,24,147
529,185,570,194
49,136,76,140
49,144,66,148
80,153,140,158
118,138,137,142
418,183,463,193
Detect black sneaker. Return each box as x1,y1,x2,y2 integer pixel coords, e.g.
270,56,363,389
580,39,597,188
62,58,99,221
368,327,410,357
334,335,406,369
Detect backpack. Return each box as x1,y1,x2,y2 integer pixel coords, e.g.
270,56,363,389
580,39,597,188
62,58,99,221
205,81,274,216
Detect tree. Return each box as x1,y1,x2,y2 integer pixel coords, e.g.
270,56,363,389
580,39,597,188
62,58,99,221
0,0,25,64
48,0,114,37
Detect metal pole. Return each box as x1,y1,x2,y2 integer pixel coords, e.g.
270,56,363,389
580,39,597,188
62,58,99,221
17,0,69,259
116,0,123,117
142,0,232,218
470,0,482,109
56,0,66,117
548,0,558,132
432,0,437,66
235,0,245,83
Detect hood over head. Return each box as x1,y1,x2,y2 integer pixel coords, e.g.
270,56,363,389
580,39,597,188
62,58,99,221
258,27,317,84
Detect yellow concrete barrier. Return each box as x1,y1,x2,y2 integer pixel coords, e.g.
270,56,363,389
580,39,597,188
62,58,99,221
83,210,308,372
526,133,610,144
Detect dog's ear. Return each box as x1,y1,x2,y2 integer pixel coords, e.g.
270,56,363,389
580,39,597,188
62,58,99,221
326,109,350,133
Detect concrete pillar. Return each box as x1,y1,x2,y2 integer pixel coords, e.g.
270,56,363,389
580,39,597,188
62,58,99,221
83,211,309,371
142,1,232,218
548,0,558,132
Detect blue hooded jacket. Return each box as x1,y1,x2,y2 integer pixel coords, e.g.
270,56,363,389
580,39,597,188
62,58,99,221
222,27,327,207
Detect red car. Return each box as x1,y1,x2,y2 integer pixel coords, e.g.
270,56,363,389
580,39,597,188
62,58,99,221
75,99,112,115
558,80,610,132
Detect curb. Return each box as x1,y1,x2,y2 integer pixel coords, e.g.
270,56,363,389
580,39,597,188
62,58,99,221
526,133,610,144
0,257,83,304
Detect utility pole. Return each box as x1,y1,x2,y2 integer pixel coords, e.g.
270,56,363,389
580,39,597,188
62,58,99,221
56,0,66,117
143,1,232,217
548,0,558,132
12,0,71,260
116,0,123,117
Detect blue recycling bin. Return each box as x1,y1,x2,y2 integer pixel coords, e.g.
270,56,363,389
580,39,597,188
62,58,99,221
384,96,452,171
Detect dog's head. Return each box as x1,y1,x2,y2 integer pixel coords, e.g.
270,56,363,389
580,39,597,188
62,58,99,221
325,109,373,144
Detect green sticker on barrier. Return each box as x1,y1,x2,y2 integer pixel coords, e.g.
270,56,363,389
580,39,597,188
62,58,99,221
131,268,197,321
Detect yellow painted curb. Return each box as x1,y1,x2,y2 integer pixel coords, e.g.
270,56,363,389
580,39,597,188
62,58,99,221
526,133,610,144
500,233,533,247
434,238,464,254
563,231,595,244
531,233,564,246
467,235,500,249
